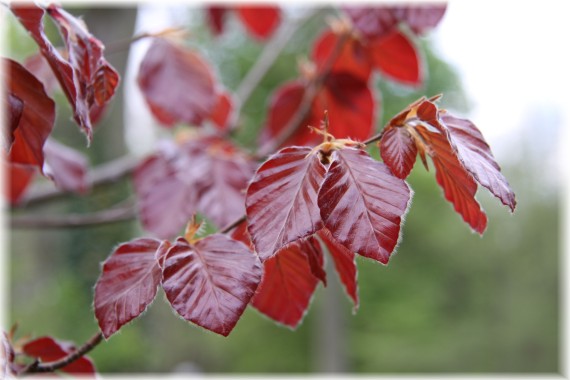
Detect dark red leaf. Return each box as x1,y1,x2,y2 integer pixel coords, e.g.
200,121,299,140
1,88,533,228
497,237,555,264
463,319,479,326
245,147,326,262
317,229,359,311
305,237,327,286
390,5,447,36
5,163,36,205
43,139,89,194
206,6,228,35
5,58,55,170
22,336,96,375
369,30,421,86
442,114,517,211
318,148,412,264
161,235,262,336
6,94,23,148
312,30,371,81
209,90,234,130
380,125,418,179
236,6,280,40
93,64,120,106
94,238,168,338
137,38,217,127
24,52,59,94
252,238,321,328
416,123,487,234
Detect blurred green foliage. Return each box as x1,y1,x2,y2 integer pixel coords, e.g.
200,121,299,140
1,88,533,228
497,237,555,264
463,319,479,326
6,5,559,374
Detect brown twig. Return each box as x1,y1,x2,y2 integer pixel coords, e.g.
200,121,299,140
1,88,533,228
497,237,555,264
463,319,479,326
21,332,103,375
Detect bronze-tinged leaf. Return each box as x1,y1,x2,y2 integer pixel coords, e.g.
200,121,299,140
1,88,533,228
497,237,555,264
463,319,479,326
236,6,280,40
416,124,488,234
43,139,89,194
161,235,262,336
318,148,412,264
442,114,517,212
252,238,321,329
369,30,421,86
5,59,55,170
94,239,168,339
317,229,359,311
137,38,217,127
245,147,326,262
380,125,418,179
22,336,96,375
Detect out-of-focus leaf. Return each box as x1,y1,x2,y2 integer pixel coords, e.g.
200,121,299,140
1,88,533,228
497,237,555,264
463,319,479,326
5,59,55,170
1,332,13,379
245,147,325,262
252,238,321,328
236,6,280,40
43,139,89,194
162,235,262,336
209,90,234,130
137,38,217,127
369,30,421,86
24,52,59,94
442,114,517,211
94,239,169,339
318,229,359,310
318,148,412,264
380,124,418,179
22,336,96,375
5,163,36,205
6,94,23,148
206,6,227,36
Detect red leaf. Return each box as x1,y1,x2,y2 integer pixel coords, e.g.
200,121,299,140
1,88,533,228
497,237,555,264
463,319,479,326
416,123,488,234
22,336,96,375
317,229,359,311
209,90,234,130
43,139,89,194
442,114,517,211
7,94,23,147
94,238,168,338
245,147,326,261
312,30,371,81
380,125,418,179
161,235,262,336
318,73,375,141
24,52,59,94
252,238,321,328
5,58,55,170
5,163,36,205
236,6,280,40
137,38,217,127
206,6,227,36
318,148,412,264
369,30,421,86
390,5,448,36
305,237,327,286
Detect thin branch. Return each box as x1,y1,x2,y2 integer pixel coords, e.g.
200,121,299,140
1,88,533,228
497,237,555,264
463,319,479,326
18,154,140,208
21,332,103,375
10,203,137,229
220,215,246,234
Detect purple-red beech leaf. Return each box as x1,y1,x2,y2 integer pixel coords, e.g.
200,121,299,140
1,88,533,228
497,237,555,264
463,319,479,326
94,238,169,339
305,237,327,286
138,38,217,127
22,336,96,375
5,58,55,170
209,90,234,130
161,234,262,336
318,148,412,264
6,94,23,148
369,30,421,86
442,114,517,211
24,52,60,94
380,125,418,179
43,139,89,194
245,146,326,262
236,6,280,40
206,6,227,35
5,163,36,205
252,237,322,328
317,229,359,311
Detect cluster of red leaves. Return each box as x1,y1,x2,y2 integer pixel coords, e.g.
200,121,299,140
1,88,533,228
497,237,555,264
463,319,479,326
206,5,281,40
5,3,117,204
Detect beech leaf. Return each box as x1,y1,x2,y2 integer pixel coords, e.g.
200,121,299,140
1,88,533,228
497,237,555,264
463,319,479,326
43,139,89,194
236,6,280,40
22,336,96,375
318,148,412,264
5,163,36,205
161,235,262,336
94,238,169,339
380,125,418,179
369,30,421,86
245,146,326,261
252,237,322,328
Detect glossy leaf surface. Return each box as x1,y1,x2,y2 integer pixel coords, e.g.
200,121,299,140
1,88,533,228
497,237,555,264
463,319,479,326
138,38,217,127
22,336,96,375
380,125,418,179
246,147,325,261
236,6,280,40
318,148,412,264
162,235,262,336
252,238,322,328
94,239,167,338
